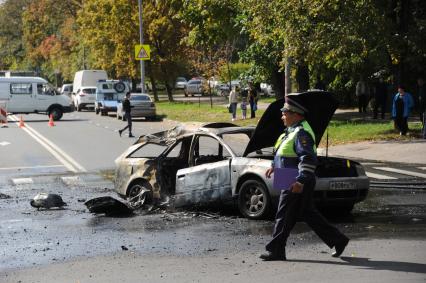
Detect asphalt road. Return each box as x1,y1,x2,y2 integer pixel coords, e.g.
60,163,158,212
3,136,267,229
1,108,426,282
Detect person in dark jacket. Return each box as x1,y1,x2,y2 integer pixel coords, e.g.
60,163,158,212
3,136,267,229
118,92,134,138
259,96,349,261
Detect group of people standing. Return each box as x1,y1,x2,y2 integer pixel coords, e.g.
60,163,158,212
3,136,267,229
229,83,258,121
356,77,426,138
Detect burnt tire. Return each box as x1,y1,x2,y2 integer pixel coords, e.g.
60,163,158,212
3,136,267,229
238,179,271,220
127,181,153,209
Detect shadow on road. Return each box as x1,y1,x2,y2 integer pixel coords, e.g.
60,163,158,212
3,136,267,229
288,256,426,274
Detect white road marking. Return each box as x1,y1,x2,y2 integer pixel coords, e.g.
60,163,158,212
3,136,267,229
0,165,65,171
0,141,10,146
9,115,86,173
12,178,33,185
366,171,397,180
373,167,426,178
418,167,426,171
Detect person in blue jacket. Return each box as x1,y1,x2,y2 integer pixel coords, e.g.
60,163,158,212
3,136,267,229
259,96,349,261
392,86,414,136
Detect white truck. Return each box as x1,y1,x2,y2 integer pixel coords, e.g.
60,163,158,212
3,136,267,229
95,79,130,115
72,70,108,111
0,77,74,120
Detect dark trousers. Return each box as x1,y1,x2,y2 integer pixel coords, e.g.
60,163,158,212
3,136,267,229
358,95,368,113
250,101,256,118
120,112,132,135
230,102,237,119
394,115,408,135
265,179,348,255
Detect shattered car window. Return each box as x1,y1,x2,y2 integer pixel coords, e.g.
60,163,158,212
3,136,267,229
222,133,251,157
128,143,168,158
165,140,182,158
192,135,230,166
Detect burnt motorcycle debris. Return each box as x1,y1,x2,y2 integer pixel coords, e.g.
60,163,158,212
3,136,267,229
114,91,370,220
84,196,133,216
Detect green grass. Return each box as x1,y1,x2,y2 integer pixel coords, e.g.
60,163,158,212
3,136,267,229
156,101,423,145
156,101,265,127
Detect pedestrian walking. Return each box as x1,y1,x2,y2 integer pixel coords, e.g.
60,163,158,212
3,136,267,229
392,86,414,136
241,96,247,119
118,92,135,138
260,96,349,261
356,77,369,113
248,83,258,118
229,86,238,121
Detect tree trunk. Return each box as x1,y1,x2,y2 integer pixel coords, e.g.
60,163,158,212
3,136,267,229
296,62,310,92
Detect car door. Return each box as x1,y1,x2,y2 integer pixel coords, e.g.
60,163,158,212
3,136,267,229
8,82,34,112
175,134,232,207
35,83,56,111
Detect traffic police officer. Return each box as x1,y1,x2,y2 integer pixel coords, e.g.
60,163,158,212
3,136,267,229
260,95,349,261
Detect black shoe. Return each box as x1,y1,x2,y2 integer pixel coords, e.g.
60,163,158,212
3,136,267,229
332,238,349,257
128,134,135,138
259,252,286,261
118,130,122,137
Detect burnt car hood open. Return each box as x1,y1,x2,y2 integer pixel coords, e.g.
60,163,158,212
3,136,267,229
243,91,338,156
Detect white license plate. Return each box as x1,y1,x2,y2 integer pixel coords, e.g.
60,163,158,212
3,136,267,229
329,181,356,190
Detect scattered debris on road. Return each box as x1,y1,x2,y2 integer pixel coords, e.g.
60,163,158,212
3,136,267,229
84,196,133,216
30,193,67,210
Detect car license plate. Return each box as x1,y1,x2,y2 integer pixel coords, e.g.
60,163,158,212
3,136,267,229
329,181,356,190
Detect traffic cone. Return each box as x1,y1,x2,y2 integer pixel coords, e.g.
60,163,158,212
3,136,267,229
48,114,55,127
0,119,7,128
18,116,25,128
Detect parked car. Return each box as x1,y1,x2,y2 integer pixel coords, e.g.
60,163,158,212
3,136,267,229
184,79,204,96
72,87,96,111
260,83,275,96
60,84,73,97
114,95,369,219
116,93,156,121
175,77,187,89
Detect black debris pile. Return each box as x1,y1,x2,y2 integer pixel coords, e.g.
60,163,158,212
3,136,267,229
30,193,67,210
0,193,11,199
84,196,133,217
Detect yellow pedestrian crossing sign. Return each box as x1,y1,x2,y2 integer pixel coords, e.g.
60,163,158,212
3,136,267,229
135,44,151,60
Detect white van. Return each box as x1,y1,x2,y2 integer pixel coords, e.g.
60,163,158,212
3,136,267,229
0,77,74,120
72,70,108,111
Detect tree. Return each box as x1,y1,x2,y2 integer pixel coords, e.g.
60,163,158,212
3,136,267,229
180,0,246,104
0,0,32,70
21,0,82,82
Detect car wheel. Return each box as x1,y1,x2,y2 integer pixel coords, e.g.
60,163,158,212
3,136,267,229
238,179,271,220
49,107,63,121
127,181,153,209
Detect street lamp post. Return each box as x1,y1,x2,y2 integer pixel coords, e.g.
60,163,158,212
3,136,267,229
138,0,145,93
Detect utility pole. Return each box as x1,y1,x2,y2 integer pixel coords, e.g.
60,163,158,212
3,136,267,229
138,0,145,93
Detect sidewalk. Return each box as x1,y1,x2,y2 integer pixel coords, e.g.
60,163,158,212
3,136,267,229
257,103,426,165
319,139,426,165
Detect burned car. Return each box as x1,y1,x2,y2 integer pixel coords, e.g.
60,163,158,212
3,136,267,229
114,92,369,219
